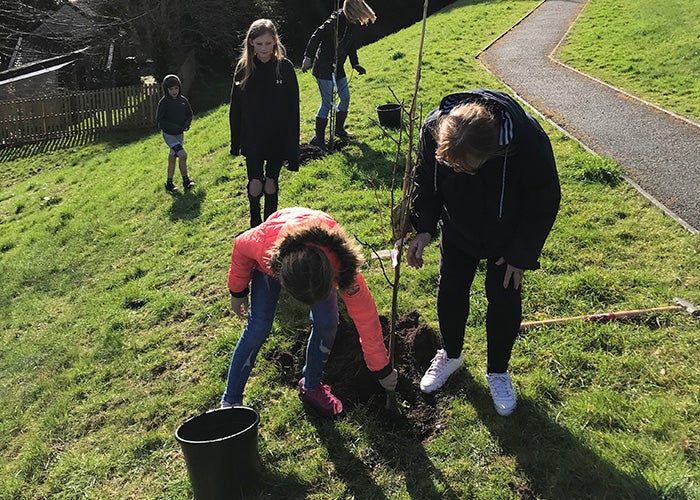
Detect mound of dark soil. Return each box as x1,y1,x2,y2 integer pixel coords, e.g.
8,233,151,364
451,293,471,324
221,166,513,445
297,140,347,166
263,311,443,439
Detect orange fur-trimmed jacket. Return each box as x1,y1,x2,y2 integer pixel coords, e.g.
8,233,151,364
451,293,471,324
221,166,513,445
227,207,391,377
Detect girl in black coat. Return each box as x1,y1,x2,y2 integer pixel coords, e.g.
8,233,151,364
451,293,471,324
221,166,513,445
301,0,376,147
230,19,300,227
407,89,561,416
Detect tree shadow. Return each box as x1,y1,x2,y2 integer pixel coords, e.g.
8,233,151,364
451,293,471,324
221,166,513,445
242,468,311,500
168,187,206,221
451,370,669,499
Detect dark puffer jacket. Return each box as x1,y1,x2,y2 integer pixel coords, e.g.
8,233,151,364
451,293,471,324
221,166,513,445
229,57,300,169
156,74,192,135
303,10,361,80
410,89,561,270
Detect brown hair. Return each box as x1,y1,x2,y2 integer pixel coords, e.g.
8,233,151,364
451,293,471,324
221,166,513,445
268,225,364,305
435,102,502,172
343,0,377,25
235,19,286,90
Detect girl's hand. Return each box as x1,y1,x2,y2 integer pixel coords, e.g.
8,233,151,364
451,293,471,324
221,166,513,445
378,369,398,391
230,296,249,318
406,232,431,268
301,57,313,72
496,257,524,290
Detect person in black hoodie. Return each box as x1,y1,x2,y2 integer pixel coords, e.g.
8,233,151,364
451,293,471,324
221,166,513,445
230,19,300,228
407,89,561,416
156,74,194,193
301,0,376,148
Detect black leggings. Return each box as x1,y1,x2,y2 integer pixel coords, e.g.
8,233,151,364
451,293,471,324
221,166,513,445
437,238,522,373
246,157,282,185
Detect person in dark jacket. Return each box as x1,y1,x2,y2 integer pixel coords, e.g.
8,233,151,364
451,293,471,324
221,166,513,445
301,0,376,148
230,19,300,227
406,89,561,416
156,74,194,193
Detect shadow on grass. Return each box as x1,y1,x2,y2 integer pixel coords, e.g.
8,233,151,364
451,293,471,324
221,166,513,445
0,129,152,162
452,370,668,500
340,132,399,187
247,468,311,500
307,409,461,500
168,187,206,221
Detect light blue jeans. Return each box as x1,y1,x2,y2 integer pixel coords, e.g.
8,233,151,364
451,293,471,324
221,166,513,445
316,76,350,118
222,270,339,406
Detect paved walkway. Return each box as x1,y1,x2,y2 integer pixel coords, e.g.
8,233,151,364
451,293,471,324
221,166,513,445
478,0,699,234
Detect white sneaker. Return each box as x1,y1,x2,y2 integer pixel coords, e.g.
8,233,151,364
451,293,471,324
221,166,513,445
420,349,464,393
485,372,517,416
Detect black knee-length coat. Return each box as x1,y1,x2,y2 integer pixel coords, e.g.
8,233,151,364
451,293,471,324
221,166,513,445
229,57,300,169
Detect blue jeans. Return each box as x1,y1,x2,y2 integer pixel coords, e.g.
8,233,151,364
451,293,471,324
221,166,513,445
316,76,350,118
222,270,339,405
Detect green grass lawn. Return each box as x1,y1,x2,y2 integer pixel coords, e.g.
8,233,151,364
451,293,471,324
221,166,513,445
558,0,700,122
1,0,699,498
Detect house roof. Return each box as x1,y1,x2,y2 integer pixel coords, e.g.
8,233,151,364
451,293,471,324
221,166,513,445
0,48,87,86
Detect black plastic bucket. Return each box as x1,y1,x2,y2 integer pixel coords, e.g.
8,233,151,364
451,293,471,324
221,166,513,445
376,103,402,129
175,407,261,500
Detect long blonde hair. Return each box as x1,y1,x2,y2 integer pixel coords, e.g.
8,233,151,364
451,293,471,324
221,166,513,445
235,19,286,90
343,0,377,25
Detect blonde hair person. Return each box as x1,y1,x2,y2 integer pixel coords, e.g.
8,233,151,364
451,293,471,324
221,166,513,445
301,0,376,148
407,89,561,417
229,19,300,227
343,0,377,25
434,103,504,173
235,19,286,89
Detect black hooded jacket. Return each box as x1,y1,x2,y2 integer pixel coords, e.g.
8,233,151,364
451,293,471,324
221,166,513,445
229,57,300,168
303,10,361,80
410,89,561,270
156,74,192,135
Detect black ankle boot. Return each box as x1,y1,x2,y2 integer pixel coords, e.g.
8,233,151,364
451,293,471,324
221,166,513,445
248,194,262,227
264,192,278,221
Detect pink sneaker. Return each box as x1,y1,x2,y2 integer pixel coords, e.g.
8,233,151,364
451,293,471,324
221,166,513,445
298,378,343,417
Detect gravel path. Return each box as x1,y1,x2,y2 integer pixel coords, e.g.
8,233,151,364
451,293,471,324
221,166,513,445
478,0,699,234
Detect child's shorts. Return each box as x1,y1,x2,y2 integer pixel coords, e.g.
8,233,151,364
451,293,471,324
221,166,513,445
162,132,185,156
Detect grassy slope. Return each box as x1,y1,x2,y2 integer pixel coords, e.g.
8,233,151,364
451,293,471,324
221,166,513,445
1,0,699,498
557,0,700,122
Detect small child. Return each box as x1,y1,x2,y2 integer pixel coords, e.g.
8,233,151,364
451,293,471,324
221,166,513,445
222,207,398,417
156,74,194,193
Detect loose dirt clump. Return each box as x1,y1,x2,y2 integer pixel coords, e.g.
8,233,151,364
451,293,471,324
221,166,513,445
264,311,443,439
297,141,348,166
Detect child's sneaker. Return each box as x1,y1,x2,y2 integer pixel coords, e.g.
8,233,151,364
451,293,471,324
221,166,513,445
182,177,195,190
220,399,242,409
298,378,343,417
485,372,517,416
165,181,178,193
420,349,464,393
